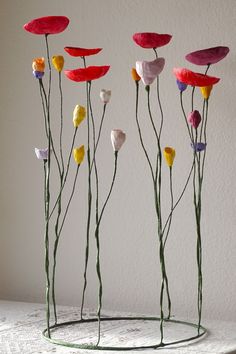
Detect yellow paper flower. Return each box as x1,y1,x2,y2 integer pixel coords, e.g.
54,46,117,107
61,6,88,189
200,85,213,99
73,105,86,128
32,57,45,72
131,68,141,82
52,55,64,72
163,147,176,167
73,145,85,164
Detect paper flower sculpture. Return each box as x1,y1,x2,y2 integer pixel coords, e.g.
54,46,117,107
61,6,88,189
33,71,44,79
185,46,230,66
136,58,165,85
73,145,85,164
23,16,69,35
64,65,110,82
52,55,64,72
35,148,48,160
32,57,45,72
111,129,126,151
131,68,141,82
188,110,201,129
100,89,111,103
73,105,86,127
173,68,220,87
176,79,187,92
191,142,207,152
163,147,176,167
200,85,213,100
133,32,172,49
64,47,102,57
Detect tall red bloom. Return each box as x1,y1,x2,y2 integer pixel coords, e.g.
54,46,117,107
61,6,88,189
64,65,110,82
185,46,229,66
23,16,69,35
173,68,220,87
133,32,172,49
64,47,102,57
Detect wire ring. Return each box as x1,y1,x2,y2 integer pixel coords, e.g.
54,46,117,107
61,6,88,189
42,316,207,351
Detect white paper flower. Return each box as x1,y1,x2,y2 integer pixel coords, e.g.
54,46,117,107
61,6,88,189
100,89,111,103
136,58,165,85
35,148,49,160
111,129,126,152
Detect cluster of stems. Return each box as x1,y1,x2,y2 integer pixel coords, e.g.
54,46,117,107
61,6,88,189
179,64,211,334
134,48,196,345
38,36,119,344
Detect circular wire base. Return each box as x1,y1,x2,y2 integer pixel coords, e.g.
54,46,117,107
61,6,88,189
42,316,207,351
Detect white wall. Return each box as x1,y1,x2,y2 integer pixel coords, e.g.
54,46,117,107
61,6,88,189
1,0,236,322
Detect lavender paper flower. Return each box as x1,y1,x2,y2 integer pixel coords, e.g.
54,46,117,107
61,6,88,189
35,148,49,160
191,143,207,152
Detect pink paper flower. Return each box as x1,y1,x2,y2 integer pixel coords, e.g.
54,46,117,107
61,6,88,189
188,110,201,129
185,46,229,66
136,58,165,85
133,32,172,49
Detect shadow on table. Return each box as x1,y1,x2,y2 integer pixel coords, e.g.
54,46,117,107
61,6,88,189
224,351,236,354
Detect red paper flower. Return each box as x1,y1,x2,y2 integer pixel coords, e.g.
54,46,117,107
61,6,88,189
64,47,102,57
23,16,69,35
133,32,172,49
64,65,110,82
173,68,220,87
185,46,229,66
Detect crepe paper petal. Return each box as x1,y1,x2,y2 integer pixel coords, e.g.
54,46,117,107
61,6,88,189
64,47,102,57
73,145,85,164
191,142,207,152
35,148,48,160
185,46,230,66
33,71,44,79
111,129,126,152
133,32,172,49
100,89,111,103
52,55,64,72
73,105,86,127
136,58,165,85
64,65,110,82
32,57,45,72
131,68,141,82
176,79,188,92
163,147,176,167
200,85,213,100
23,16,69,35
188,110,201,129
173,68,220,87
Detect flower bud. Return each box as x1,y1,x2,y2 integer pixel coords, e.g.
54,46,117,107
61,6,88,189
32,57,45,72
200,85,213,100
176,79,187,92
111,129,126,152
100,89,111,103
131,68,141,82
73,145,85,164
35,148,48,160
52,55,64,72
163,147,176,167
188,110,201,129
73,105,86,128
191,142,207,152
33,71,44,79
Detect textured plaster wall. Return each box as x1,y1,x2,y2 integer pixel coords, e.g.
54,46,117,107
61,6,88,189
0,0,236,321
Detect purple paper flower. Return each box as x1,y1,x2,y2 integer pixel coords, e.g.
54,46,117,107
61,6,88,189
35,148,48,160
188,110,201,129
176,79,187,92
33,70,44,79
191,143,207,152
